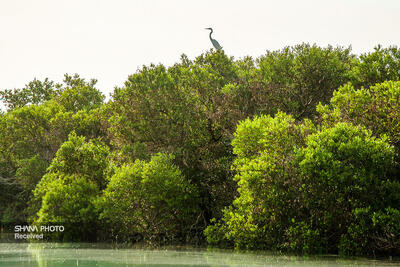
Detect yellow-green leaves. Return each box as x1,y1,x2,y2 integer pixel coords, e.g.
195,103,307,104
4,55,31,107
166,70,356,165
100,153,199,243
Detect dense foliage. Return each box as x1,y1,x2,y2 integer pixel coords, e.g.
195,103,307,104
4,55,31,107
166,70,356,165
317,81,400,155
205,118,398,255
296,123,397,255
100,153,199,243
204,112,315,249
1,44,399,256
0,74,105,223
33,132,110,240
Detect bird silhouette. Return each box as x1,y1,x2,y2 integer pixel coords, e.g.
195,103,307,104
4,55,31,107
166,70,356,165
205,27,223,50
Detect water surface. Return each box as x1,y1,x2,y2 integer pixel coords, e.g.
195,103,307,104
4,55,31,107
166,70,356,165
0,243,398,267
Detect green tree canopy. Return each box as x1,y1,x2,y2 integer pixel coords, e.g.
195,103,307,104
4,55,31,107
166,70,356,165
100,153,199,243
351,45,400,88
0,78,60,111
205,113,399,255
205,112,315,249
33,132,110,240
317,81,400,152
253,43,354,119
0,74,107,223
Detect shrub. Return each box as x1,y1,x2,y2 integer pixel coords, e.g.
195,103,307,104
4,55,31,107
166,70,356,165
206,116,399,255
317,81,400,150
205,112,315,250
296,122,397,254
100,153,199,244
32,132,110,240
351,45,400,88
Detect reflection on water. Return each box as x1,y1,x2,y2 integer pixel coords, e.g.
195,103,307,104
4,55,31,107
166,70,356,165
0,243,398,267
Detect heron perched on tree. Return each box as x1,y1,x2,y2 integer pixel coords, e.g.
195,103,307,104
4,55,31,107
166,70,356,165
205,27,223,50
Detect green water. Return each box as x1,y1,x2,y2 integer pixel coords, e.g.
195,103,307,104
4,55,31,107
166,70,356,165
0,243,398,267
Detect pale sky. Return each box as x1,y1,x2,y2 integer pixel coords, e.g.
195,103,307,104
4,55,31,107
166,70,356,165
1,0,400,100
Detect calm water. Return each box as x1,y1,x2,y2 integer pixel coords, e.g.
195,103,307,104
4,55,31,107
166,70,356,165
0,243,399,267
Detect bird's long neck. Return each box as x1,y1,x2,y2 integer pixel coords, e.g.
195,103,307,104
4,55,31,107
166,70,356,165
209,29,213,40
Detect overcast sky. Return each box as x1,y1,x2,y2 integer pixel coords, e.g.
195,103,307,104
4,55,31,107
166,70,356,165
1,0,399,99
